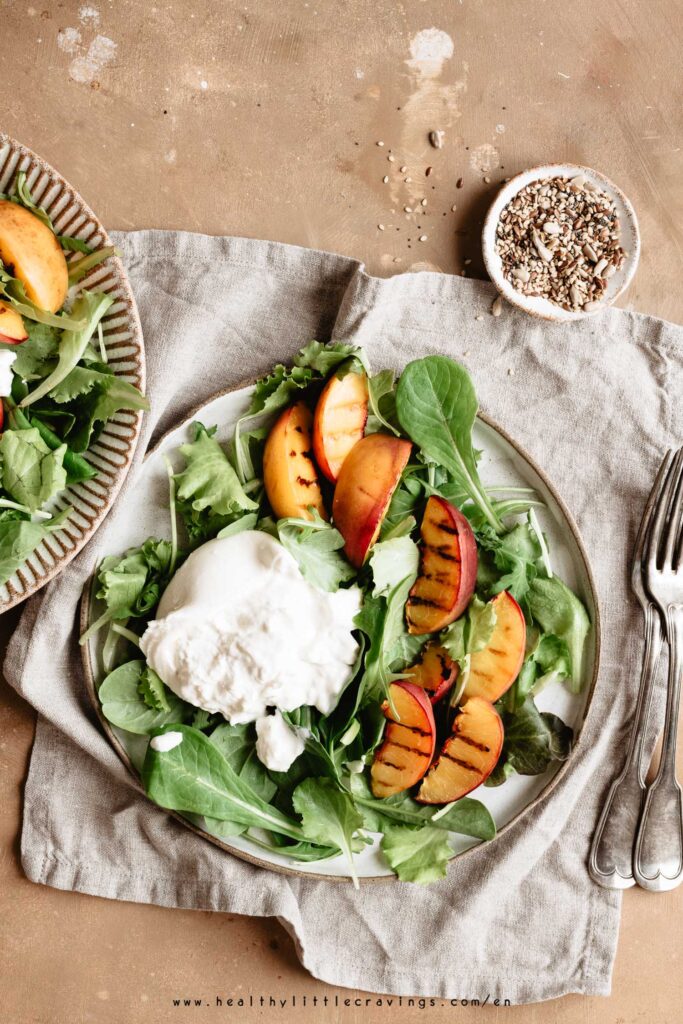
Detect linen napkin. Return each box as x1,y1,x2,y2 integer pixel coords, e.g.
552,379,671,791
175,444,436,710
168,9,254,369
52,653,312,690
5,230,683,1004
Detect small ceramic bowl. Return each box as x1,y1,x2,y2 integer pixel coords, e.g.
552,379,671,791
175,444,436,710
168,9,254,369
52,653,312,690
481,163,640,322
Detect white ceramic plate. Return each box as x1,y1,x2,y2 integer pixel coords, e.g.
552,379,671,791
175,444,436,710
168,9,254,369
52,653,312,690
0,134,145,609
482,163,640,322
81,384,600,882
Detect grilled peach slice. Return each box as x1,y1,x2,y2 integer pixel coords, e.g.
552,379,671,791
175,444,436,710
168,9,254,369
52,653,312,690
404,643,458,704
371,682,437,798
416,696,503,804
462,591,526,703
332,433,412,567
0,200,68,313
406,496,478,635
0,301,28,343
263,401,327,521
313,367,368,482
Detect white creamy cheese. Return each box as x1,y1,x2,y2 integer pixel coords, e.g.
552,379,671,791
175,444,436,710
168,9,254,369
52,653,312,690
140,531,361,727
255,710,306,772
150,730,184,752
0,349,17,397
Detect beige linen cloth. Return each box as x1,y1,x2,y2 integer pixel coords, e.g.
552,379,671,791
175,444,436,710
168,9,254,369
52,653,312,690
6,231,683,1004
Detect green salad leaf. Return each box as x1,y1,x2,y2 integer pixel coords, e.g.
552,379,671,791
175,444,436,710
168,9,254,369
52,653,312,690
380,825,452,885
20,290,114,408
0,513,69,587
175,422,257,518
208,723,277,803
366,369,400,436
489,696,573,784
0,320,59,380
528,576,590,691
396,356,502,532
294,340,368,376
137,665,171,712
277,512,355,592
292,777,364,887
0,427,67,510
441,595,497,703
142,724,305,841
99,660,191,734
369,534,419,597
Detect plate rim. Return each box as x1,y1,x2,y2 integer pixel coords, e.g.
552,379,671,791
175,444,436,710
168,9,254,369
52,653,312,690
0,132,146,610
79,380,602,884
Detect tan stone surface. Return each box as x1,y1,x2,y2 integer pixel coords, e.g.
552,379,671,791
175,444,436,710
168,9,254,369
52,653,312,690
1,1,682,1021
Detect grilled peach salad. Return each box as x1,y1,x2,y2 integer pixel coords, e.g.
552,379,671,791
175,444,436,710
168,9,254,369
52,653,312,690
85,343,590,885
0,173,147,587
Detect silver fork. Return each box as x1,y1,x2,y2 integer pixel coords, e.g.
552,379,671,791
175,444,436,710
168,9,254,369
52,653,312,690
588,452,671,889
634,447,683,891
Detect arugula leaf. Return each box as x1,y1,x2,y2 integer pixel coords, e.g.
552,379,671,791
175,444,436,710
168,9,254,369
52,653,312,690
507,633,571,712
65,375,150,452
20,291,114,408
440,596,497,703
349,774,495,839
142,724,305,840
366,369,400,436
244,364,315,421
380,824,452,884
99,660,191,734
395,356,502,532
217,512,259,539
209,722,277,803
292,777,364,887
528,576,590,691
137,665,171,712
0,427,67,510
355,570,417,706
0,320,59,379
494,696,573,778
476,521,541,601
276,513,355,592
0,514,68,586
11,172,54,231
368,534,419,597
175,422,257,518
66,246,118,286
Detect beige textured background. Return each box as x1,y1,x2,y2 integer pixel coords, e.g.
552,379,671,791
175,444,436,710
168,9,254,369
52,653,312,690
1,1,682,1022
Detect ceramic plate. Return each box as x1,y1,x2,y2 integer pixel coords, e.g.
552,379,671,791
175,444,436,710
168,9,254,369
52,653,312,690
0,134,145,610
81,382,601,883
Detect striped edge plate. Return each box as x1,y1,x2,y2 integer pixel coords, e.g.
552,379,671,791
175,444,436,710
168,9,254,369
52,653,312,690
0,134,146,611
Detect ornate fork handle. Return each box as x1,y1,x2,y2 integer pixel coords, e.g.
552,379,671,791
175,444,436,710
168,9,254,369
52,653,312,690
589,605,663,888
634,605,683,891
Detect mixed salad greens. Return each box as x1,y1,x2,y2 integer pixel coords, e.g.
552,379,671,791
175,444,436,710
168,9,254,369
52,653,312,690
84,342,590,885
0,173,148,589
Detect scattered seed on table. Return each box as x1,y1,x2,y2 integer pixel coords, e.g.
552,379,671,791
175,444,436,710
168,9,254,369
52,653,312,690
456,177,464,188
377,140,385,147
419,234,428,242
378,224,385,230
383,175,389,183
451,204,457,211
463,350,471,357
507,368,515,376
483,176,491,184
428,129,445,149
475,315,483,321
393,256,401,263
388,154,395,162
425,166,433,177
404,206,412,213
421,198,428,206
491,295,504,317
400,165,408,173
404,177,412,183
464,258,472,265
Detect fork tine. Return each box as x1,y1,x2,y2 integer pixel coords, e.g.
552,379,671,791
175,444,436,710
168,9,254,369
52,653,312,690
664,447,683,568
633,450,674,574
646,449,683,570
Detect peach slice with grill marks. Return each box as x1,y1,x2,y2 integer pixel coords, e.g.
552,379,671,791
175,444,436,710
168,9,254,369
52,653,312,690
462,590,526,703
312,367,369,482
406,496,478,635
404,643,458,704
263,401,327,521
371,682,437,798
416,696,503,804
0,300,28,344
332,433,412,567
0,199,68,313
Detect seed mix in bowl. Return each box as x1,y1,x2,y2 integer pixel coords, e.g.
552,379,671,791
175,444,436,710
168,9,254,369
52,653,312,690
495,174,627,312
